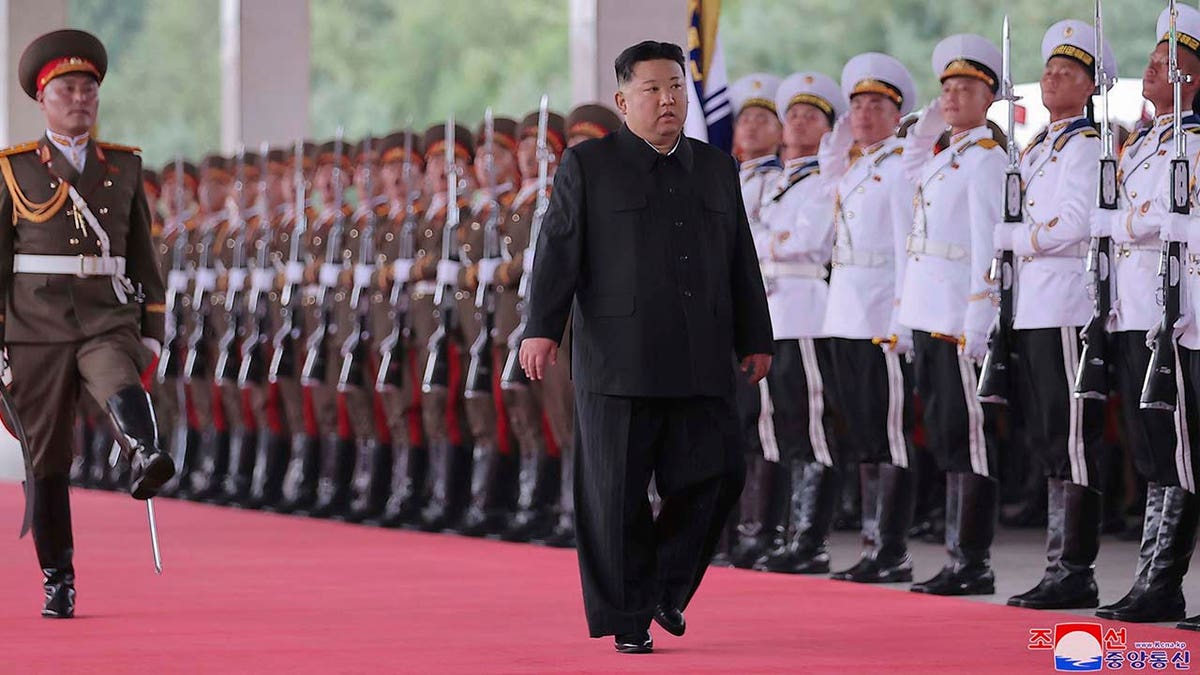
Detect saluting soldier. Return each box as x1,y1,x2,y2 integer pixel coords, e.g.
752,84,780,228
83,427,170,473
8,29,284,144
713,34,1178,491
1099,5,1200,626
454,114,522,537
899,34,1006,596
3,29,173,618
373,129,430,527
820,53,919,583
747,71,845,575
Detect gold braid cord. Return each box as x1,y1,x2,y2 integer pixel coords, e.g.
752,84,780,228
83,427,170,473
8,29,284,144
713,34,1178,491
0,156,68,224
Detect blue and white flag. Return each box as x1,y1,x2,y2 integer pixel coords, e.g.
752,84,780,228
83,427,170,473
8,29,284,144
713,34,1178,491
685,0,732,153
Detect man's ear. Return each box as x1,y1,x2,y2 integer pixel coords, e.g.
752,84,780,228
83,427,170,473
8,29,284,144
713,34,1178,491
614,89,627,116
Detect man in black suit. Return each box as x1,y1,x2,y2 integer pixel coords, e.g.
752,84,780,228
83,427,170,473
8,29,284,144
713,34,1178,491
519,40,773,654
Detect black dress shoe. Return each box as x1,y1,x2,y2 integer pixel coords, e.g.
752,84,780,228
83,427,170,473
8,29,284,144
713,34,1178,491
910,564,995,596
654,605,685,636
614,630,653,654
1178,615,1200,631
41,571,75,618
130,448,176,500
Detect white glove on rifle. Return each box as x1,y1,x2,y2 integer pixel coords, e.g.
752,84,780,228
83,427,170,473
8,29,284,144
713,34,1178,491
437,260,460,288
392,258,414,284
961,330,988,363
353,264,375,289
319,263,342,288
477,258,501,287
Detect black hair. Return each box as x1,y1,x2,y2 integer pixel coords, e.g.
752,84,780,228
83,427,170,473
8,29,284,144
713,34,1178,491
614,41,686,86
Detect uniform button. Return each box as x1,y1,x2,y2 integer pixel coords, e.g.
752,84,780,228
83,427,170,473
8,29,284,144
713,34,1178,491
103,179,113,187
668,188,675,195
314,236,322,246
350,229,358,238
385,232,394,242
1131,191,1138,199
680,255,689,262
70,237,79,245
471,222,481,231
856,186,864,193
49,181,57,189
1037,170,1045,177
282,233,289,241
1027,199,1035,207
417,248,426,256
925,201,931,207
463,244,472,252
424,228,434,238
674,221,683,228
847,212,855,219
1143,162,1151,170
512,213,520,222
682,289,692,297
504,236,513,244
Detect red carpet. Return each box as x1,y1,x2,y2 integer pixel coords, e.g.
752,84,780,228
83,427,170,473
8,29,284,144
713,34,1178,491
0,484,1192,673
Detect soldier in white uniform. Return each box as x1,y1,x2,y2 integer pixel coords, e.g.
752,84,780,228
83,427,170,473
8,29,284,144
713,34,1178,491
995,19,1114,611
899,34,1007,596
1099,5,1200,626
748,72,843,574
811,53,920,584
718,73,787,567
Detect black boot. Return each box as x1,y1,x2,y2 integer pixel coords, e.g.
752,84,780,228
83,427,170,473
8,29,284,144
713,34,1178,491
831,463,882,580
309,435,357,519
106,386,176,500
31,476,75,618
247,430,291,509
1097,484,1164,616
420,442,473,532
502,448,562,543
1009,480,1101,609
543,442,576,548
911,472,997,596
378,443,429,528
189,428,231,502
847,463,916,583
1105,486,1198,623
755,461,837,574
731,455,787,568
459,444,518,537
346,438,392,523
275,433,321,514
219,428,259,506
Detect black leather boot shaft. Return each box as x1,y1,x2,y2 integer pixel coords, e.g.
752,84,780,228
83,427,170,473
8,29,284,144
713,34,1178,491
106,385,175,500
31,475,75,618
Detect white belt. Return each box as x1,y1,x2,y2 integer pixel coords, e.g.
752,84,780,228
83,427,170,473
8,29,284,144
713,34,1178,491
831,246,888,268
760,261,827,280
13,253,126,277
1115,242,1161,257
906,235,967,261
413,281,438,295
1018,241,1089,261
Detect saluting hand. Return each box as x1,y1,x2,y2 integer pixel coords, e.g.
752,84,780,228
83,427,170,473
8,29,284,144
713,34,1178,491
740,354,772,384
519,337,558,381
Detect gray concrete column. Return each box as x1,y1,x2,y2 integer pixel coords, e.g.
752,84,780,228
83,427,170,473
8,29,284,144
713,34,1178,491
220,0,309,152
0,0,66,147
569,0,687,107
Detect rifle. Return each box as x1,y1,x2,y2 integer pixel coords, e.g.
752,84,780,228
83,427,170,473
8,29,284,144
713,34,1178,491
182,184,224,383
501,95,550,390
465,108,502,399
1075,0,1118,400
157,155,190,383
977,16,1019,405
423,117,463,393
269,141,310,383
239,141,274,387
339,136,379,390
377,129,419,391
301,128,348,386
215,146,250,384
1141,0,1190,411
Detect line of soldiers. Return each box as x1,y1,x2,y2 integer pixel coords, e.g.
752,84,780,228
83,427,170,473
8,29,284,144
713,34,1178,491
719,6,1200,630
67,101,623,550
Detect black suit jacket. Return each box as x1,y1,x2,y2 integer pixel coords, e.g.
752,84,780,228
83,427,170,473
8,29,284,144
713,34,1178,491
525,124,773,398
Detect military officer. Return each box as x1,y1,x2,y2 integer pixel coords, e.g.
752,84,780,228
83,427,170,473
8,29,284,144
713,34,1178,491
3,29,173,618
899,34,1007,596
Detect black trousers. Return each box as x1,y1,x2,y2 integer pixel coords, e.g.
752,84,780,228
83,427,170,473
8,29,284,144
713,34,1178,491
827,338,914,466
1014,327,1105,486
1175,347,1200,493
1114,331,1181,486
574,390,745,637
760,338,837,466
911,331,999,476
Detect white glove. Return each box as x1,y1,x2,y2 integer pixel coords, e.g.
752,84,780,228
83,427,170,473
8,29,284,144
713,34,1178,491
353,263,375,288
1090,208,1117,238
1160,211,1192,243
226,268,248,292
992,222,1017,251
436,260,460,288
477,258,501,287
828,112,854,154
911,99,946,140
284,261,306,285
319,263,342,288
251,268,275,292
961,329,988,363
141,337,162,358
166,269,190,293
194,267,217,292
392,258,414,283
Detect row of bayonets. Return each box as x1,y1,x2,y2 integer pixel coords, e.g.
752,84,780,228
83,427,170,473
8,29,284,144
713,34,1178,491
156,94,555,401
976,0,1186,412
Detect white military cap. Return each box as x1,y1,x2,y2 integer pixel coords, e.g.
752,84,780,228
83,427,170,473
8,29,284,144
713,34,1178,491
1157,4,1200,60
1041,19,1117,89
931,33,1002,93
730,73,782,116
841,52,917,116
775,71,847,124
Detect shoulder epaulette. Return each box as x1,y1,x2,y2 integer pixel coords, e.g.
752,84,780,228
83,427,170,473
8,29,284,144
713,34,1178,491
97,141,141,154
0,141,39,158
976,138,1000,150
1054,120,1101,152
874,146,903,166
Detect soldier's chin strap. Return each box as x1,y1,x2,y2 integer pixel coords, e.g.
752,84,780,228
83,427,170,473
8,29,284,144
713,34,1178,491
65,184,134,304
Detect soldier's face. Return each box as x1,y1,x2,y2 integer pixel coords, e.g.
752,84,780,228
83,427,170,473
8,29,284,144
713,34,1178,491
314,164,349,208
1143,43,1200,110
1040,57,1094,116
849,93,902,146
781,102,830,153
264,170,285,208
199,176,230,213
939,77,994,130
38,74,98,136
381,161,422,200
424,155,469,194
161,177,196,216
615,59,687,144
517,136,559,180
474,144,517,187
733,106,783,159
354,159,380,200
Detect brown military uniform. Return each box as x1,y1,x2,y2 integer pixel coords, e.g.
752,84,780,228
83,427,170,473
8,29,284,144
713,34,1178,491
0,136,165,477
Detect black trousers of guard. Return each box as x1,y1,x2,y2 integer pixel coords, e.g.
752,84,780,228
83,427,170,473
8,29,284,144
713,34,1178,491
910,331,999,476
1014,327,1105,486
1115,331,1185,487
574,390,745,637
827,338,914,466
